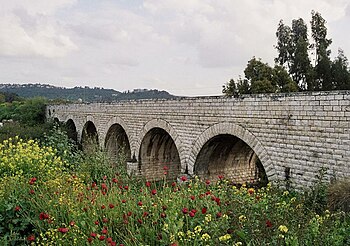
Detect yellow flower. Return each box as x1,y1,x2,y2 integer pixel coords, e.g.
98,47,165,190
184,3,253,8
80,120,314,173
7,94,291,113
219,234,231,242
278,225,288,233
201,233,211,241
239,215,246,222
205,214,212,223
194,226,202,234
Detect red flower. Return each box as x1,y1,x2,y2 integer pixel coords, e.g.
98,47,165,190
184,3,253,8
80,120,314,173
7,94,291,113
29,189,35,195
101,205,106,209
14,206,21,212
94,220,99,225
180,176,187,182
189,211,195,217
122,199,126,203
90,232,97,238
205,180,211,185
87,237,93,243
146,181,151,187
127,211,132,217
202,207,207,214
151,189,157,195
29,177,37,185
103,218,108,223
102,228,108,234
266,220,273,228
137,219,143,224
218,175,224,180
190,195,195,200
161,212,166,218
69,221,75,226
137,201,143,206
216,212,222,218
99,235,105,241
101,183,108,190
215,197,221,206
58,227,69,233
112,178,118,183
39,212,49,220
92,182,97,188
107,237,113,243
182,208,188,214
163,166,169,171
27,234,35,242
124,185,129,190
143,212,149,217
103,175,107,180
191,209,197,214
171,182,176,187
109,203,114,209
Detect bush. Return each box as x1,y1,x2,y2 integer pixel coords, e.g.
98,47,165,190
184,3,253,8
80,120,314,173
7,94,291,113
328,179,350,213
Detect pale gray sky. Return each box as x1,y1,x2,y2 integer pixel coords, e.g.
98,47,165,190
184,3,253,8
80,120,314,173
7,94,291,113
0,0,349,96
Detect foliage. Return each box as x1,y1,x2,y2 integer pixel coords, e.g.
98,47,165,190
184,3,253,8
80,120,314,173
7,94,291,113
303,168,329,215
0,97,54,142
0,84,176,103
332,49,350,90
328,179,350,213
0,121,53,142
223,58,297,95
0,134,349,245
42,125,82,169
225,10,350,95
0,137,67,243
0,137,64,180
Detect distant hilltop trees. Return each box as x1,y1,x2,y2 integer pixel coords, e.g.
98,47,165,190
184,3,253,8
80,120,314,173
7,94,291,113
0,83,176,103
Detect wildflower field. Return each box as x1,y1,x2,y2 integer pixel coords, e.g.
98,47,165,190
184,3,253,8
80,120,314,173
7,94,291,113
0,131,349,245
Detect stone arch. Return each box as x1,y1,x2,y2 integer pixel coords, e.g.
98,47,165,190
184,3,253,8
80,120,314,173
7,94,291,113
189,122,275,183
81,120,99,153
136,119,183,180
104,117,132,163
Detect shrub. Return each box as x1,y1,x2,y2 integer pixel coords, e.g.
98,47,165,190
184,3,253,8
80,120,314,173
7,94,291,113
0,136,64,180
328,179,350,213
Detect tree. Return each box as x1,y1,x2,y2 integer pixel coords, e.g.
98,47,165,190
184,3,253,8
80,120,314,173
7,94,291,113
222,58,298,96
222,79,238,96
310,11,332,90
244,57,277,93
332,49,350,90
290,18,313,90
275,20,293,70
273,65,299,92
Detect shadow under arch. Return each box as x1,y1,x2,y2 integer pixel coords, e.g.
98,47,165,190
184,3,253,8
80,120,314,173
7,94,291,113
104,123,131,163
64,119,78,143
189,123,275,185
137,119,182,180
81,120,99,153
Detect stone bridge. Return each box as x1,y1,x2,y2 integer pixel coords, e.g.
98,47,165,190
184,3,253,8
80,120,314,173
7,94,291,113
47,90,350,187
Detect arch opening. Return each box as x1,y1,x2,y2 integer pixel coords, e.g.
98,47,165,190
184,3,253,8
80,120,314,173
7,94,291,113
194,134,267,186
65,119,78,143
81,121,99,153
139,128,180,180
104,124,131,163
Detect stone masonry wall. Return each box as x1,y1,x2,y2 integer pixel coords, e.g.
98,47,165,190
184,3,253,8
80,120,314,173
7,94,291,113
47,90,350,188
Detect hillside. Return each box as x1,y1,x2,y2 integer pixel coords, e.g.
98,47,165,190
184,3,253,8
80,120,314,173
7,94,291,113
0,84,176,102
